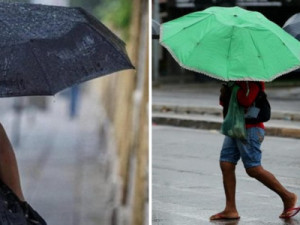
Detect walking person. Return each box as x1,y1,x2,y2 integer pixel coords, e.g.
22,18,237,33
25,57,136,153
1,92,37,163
0,122,46,224
210,81,300,220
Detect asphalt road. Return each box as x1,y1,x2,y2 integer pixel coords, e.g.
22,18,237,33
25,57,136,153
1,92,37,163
152,125,300,225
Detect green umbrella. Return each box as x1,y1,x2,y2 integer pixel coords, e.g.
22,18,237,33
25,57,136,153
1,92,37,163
160,6,300,81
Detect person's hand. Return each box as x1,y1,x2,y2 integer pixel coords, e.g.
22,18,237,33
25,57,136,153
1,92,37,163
220,84,228,95
220,83,231,101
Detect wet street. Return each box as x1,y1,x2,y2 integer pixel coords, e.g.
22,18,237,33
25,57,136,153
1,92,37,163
152,125,300,225
0,84,113,225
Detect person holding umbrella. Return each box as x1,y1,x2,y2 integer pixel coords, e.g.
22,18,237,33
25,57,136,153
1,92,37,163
0,2,134,224
0,122,47,224
159,6,300,220
209,81,299,220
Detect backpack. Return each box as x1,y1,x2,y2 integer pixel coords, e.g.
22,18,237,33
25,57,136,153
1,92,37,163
245,84,271,124
220,82,271,123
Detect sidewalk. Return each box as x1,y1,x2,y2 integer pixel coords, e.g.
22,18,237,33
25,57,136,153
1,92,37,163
0,83,116,225
153,83,300,138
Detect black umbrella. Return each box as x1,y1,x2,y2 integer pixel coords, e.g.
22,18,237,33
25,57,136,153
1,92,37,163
283,13,300,40
0,2,134,97
152,19,160,39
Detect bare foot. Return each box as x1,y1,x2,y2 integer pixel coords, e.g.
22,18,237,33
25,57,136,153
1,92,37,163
283,193,298,210
210,210,240,220
280,193,298,218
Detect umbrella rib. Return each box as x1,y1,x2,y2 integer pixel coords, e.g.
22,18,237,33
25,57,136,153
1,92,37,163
160,13,213,43
79,21,133,67
226,26,235,80
159,38,226,81
160,21,230,81
265,22,300,61
181,21,223,70
247,30,268,77
78,8,127,52
249,28,300,78
28,43,53,94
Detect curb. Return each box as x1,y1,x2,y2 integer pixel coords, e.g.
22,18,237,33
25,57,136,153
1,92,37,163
153,104,300,121
152,116,300,139
153,104,222,116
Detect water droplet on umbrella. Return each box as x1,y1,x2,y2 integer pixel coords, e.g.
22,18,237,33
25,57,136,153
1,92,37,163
0,2,134,97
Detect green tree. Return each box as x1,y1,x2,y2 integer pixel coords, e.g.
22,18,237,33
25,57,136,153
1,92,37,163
94,0,132,39
70,0,132,39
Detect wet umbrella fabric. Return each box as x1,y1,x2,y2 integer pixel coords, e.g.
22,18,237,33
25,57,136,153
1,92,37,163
283,13,300,40
0,2,134,97
160,6,300,81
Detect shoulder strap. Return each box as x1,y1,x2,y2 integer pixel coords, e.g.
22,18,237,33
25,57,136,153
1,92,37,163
256,82,263,92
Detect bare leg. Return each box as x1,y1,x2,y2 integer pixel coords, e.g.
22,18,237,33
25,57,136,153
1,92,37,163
246,166,297,217
0,123,25,201
210,161,239,220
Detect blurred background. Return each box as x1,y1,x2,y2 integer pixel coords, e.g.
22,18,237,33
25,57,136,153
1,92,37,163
152,1,300,225
0,0,148,225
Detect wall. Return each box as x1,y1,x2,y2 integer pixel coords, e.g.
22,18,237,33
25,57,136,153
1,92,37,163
98,0,149,224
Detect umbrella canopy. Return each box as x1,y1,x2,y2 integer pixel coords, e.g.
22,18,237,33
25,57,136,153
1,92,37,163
160,6,300,81
152,19,160,39
283,13,300,40
0,2,134,97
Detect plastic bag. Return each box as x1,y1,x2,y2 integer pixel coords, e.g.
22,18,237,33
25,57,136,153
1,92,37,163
221,85,247,140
